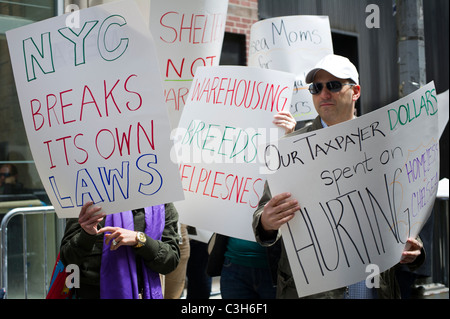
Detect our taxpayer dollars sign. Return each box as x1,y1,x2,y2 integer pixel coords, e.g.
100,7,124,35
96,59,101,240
263,82,439,297
6,0,184,218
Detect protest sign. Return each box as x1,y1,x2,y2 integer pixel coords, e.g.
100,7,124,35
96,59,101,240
173,65,295,241
6,0,184,218
262,82,439,297
249,16,333,122
150,0,228,128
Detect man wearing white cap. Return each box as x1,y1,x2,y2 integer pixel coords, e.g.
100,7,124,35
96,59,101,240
253,54,424,299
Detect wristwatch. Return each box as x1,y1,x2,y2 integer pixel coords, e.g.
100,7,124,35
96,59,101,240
135,232,146,248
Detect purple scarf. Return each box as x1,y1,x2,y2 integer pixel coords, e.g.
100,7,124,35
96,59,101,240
100,205,165,299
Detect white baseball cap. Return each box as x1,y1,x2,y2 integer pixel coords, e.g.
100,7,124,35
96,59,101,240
305,54,359,85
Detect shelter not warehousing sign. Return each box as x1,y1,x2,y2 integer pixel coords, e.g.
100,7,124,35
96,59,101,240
150,0,229,128
6,0,184,218
263,82,439,297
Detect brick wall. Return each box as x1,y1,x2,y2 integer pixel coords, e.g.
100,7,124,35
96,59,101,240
225,0,259,64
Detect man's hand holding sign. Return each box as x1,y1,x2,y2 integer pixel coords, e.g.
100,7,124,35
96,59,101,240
254,54,431,298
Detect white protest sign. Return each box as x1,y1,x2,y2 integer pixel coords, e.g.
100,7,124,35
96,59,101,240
150,0,229,128
263,82,439,297
249,16,333,122
6,0,184,218
173,66,295,241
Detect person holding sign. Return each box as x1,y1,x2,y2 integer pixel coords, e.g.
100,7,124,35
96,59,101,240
207,111,297,299
253,54,425,299
59,202,180,299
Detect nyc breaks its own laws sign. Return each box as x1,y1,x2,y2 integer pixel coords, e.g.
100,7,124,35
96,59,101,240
264,82,439,297
6,0,184,218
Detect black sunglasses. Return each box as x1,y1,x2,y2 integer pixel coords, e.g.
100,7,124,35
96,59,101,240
309,81,355,95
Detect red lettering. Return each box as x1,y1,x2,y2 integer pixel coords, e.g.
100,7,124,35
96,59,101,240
177,87,189,110
137,120,155,152
234,79,248,107
250,178,263,208
196,168,209,193
74,133,88,165
188,165,196,192
211,171,224,198
104,79,121,116
190,57,206,77
60,90,75,125
159,11,178,43
31,99,44,131
224,78,237,105
208,77,220,103
159,11,226,44
55,135,72,166
276,86,289,112
115,125,132,156
239,177,252,204
43,140,56,169
96,129,115,159
199,78,211,101
166,58,185,78
177,164,262,208
46,94,60,127
228,175,243,202
124,74,142,111
215,77,227,104
180,164,191,192
202,169,212,196
80,85,101,121
193,15,205,44
180,13,194,42
189,78,204,101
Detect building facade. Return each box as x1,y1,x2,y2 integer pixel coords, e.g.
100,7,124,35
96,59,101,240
258,0,449,179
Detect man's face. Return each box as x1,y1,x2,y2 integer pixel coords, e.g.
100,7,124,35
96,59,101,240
311,70,360,126
0,165,11,186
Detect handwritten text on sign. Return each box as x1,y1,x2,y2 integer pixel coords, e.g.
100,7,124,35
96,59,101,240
264,82,439,297
6,0,184,218
249,16,333,122
173,66,295,241
150,0,228,128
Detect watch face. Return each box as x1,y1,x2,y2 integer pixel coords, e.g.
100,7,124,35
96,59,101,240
138,232,146,243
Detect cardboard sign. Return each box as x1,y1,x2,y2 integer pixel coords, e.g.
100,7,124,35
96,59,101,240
6,0,184,218
249,16,333,122
263,82,439,297
173,65,295,241
150,0,229,128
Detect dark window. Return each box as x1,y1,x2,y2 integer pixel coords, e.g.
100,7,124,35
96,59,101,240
220,32,246,66
332,31,360,115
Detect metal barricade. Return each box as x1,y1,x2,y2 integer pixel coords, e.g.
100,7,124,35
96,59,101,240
433,198,449,287
1,206,65,299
